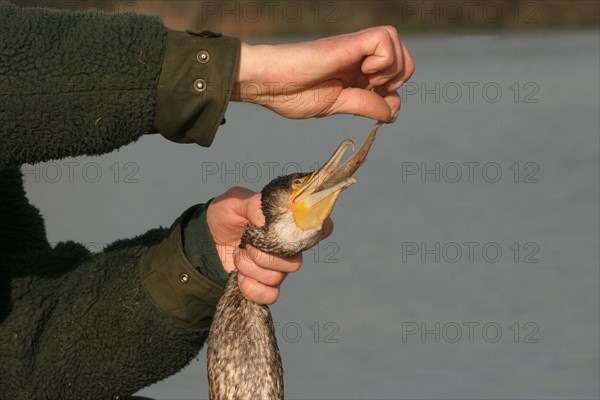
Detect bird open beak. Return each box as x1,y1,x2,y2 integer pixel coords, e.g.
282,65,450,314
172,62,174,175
290,122,382,230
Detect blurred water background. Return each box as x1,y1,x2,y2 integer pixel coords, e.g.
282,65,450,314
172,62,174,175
17,0,599,399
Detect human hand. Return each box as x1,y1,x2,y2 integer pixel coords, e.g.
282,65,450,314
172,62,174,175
233,26,414,122
206,187,333,304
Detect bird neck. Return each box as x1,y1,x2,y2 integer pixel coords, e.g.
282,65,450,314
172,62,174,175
207,269,284,399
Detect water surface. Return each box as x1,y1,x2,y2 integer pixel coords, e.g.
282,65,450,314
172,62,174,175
24,29,599,399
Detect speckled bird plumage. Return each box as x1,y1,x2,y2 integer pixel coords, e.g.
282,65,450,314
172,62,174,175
207,173,323,400
207,123,382,400
207,269,284,400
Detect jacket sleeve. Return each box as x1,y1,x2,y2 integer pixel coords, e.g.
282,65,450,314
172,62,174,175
154,29,240,147
0,3,238,397
0,171,227,399
0,3,240,168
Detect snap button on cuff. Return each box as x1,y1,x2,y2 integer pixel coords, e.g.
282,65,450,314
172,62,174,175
197,50,210,63
193,79,207,92
179,273,189,284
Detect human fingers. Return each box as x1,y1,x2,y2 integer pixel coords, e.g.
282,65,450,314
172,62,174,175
364,29,414,95
381,90,402,120
238,245,302,274
359,26,402,75
378,26,414,92
383,40,415,93
239,191,265,227
207,187,265,244
325,86,395,122
237,273,280,305
234,249,288,287
362,26,404,88
221,187,265,227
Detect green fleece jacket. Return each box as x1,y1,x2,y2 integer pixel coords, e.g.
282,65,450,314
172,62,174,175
0,3,239,398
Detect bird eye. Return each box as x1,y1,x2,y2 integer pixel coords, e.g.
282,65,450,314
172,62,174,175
291,178,304,189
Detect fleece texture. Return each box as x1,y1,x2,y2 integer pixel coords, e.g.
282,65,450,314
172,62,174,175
0,167,213,399
0,2,165,167
0,3,239,398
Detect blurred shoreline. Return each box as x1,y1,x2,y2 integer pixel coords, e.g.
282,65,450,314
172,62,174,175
13,0,600,37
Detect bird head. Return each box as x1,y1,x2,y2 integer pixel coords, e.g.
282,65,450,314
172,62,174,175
244,123,382,257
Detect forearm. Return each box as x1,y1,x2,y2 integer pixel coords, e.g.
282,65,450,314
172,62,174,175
0,3,241,168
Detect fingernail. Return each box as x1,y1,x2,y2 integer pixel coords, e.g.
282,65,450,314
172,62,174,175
244,244,253,256
256,212,265,227
390,108,399,123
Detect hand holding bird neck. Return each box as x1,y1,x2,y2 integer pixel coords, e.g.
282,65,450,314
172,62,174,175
206,187,333,305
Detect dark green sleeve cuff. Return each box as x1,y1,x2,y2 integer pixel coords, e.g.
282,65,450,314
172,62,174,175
141,205,225,329
182,201,230,287
153,29,240,147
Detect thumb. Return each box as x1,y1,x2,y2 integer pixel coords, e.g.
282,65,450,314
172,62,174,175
240,192,266,227
329,87,399,122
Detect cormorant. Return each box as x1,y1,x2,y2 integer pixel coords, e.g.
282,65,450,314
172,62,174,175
207,123,382,400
